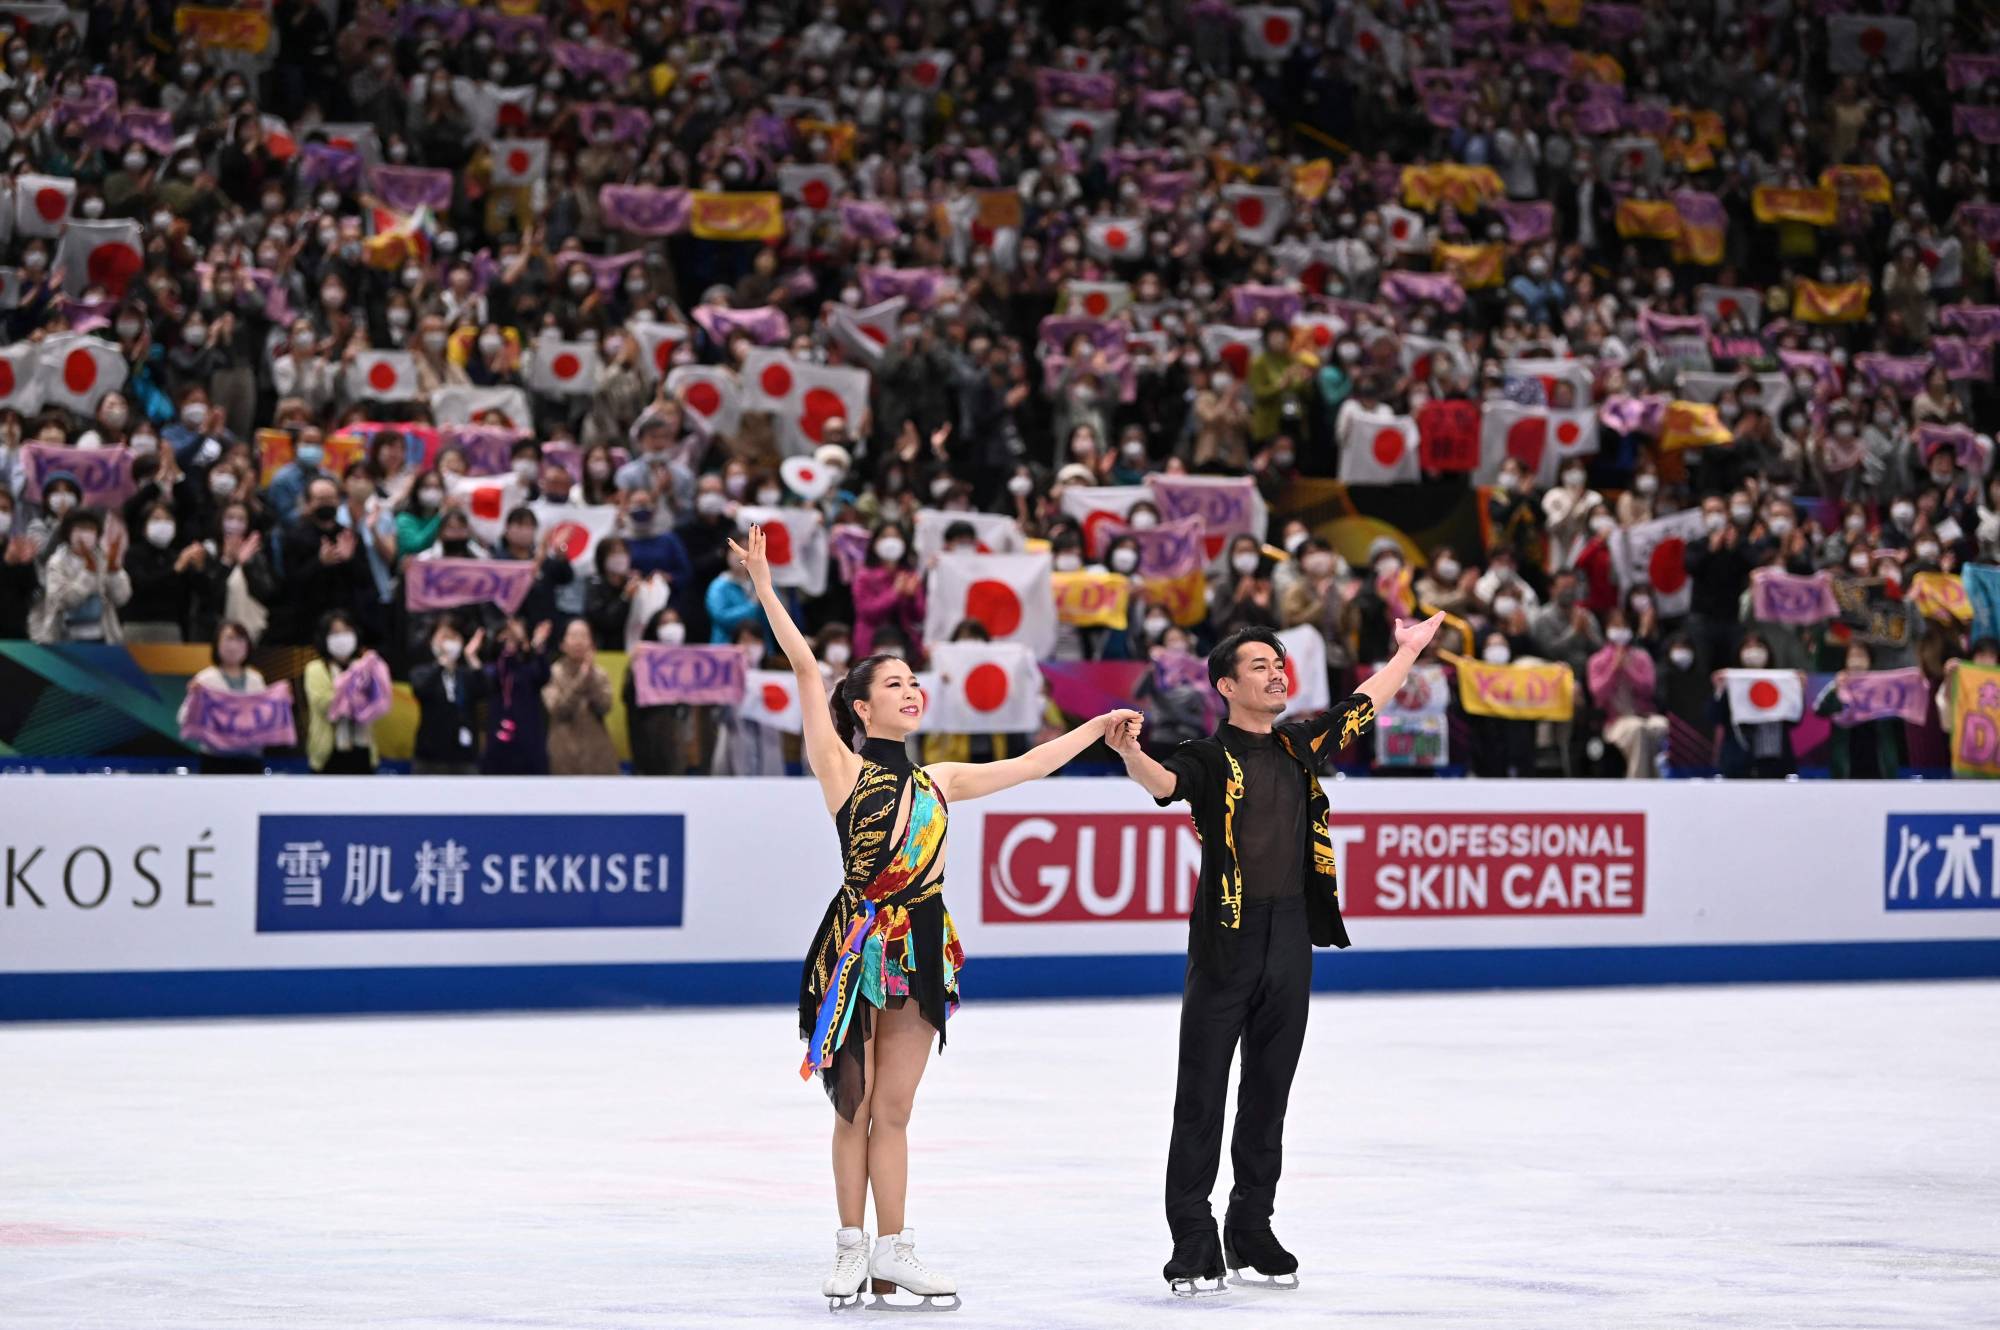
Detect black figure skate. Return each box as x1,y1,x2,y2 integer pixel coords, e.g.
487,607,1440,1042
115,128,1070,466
1163,1228,1227,1297
1223,1224,1300,1291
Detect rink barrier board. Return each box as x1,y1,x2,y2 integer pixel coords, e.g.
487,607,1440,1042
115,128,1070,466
5,941,2000,1021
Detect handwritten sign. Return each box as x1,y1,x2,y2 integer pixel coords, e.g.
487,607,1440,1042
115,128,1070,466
1445,653,1575,721
181,681,295,752
1416,399,1481,472
22,443,134,508
1750,568,1840,625
1834,668,1929,727
1051,570,1131,628
1949,663,2000,779
404,559,538,615
629,643,748,707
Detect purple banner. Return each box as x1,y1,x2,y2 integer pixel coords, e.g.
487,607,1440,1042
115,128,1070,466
476,11,548,48
1854,352,1933,397
1230,284,1303,326
182,681,297,753
328,652,394,726
1957,204,2000,245
692,304,788,347
1953,105,2000,146
1103,516,1206,580
369,165,453,212
1493,200,1553,244
552,40,637,84
576,250,646,297
120,108,176,154
22,444,134,508
1424,89,1474,129
1639,308,1710,343
1035,67,1120,107
298,143,363,192
1671,189,1725,231
1450,15,1510,49
1938,304,2000,343
398,4,473,40
830,523,872,589
576,103,652,146
1750,568,1840,625
859,267,950,311
404,559,539,614
1778,348,1836,379
1140,171,1195,211
1136,89,1191,118
1148,476,1263,544
1152,649,1209,694
837,200,902,243
1931,338,1992,382
630,643,748,707
1598,394,1668,436
1378,270,1466,312
1588,3,1646,41
1914,424,1982,469
1835,667,1929,727
1946,54,2000,92
439,424,527,476
598,185,691,236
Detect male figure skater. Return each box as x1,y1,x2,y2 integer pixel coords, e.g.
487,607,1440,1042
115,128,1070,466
1107,613,1444,1294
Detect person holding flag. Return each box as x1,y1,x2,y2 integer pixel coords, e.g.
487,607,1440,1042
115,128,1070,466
1105,611,1447,1295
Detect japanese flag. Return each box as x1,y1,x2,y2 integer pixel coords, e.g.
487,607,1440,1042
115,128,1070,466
1291,311,1348,356
54,219,143,297
1695,285,1763,328
740,349,870,456
1827,14,1917,73
1040,107,1118,153
826,297,906,366
1337,407,1420,485
1381,204,1427,254
1222,185,1289,247
1724,669,1804,723
446,472,527,548
737,505,829,596
902,50,955,91
0,343,42,413
1501,357,1596,406
1240,6,1302,62
777,163,845,212
529,337,599,396
491,138,548,188
531,500,617,569
1476,401,1566,488
450,78,535,140
667,365,742,437
345,349,418,403
1058,484,1150,557
1062,280,1133,319
738,669,804,734
33,333,127,415
1350,11,1407,76
1608,507,1708,617
431,384,534,431
629,320,689,383
1084,218,1145,264
13,173,74,237
924,551,1057,659
928,641,1043,733
1056,45,1103,73
912,508,1025,564
1198,325,1262,378
1276,624,1330,719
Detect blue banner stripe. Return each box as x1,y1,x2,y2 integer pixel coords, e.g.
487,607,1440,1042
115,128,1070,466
3,940,1998,1021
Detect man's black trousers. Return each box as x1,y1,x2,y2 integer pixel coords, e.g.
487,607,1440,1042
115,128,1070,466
1164,894,1312,1238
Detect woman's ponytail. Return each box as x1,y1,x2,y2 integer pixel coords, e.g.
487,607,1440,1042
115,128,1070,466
829,677,857,748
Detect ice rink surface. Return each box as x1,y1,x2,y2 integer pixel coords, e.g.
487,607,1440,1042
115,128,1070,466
4,981,1997,1330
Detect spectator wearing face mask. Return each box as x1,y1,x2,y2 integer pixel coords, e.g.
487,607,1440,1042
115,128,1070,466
1812,641,1903,780
1483,460,1548,588
271,476,372,646
479,616,555,776
1540,462,1604,574
1710,632,1799,779
395,469,452,559
1464,631,1538,777
1587,609,1668,778
1280,537,1354,676
490,505,574,635
29,509,131,644
266,426,332,526
1189,363,1252,470
851,522,924,658
1102,535,1147,662
1528,570,1602,774
409,617,488,775
302,610,381,774
1683,496,1751,671
710,621,786,776
120,500,204,643
583,537,648,651
179,620,267,774
625,608,711,776
1572,507,1622,616
1210,533,1280,638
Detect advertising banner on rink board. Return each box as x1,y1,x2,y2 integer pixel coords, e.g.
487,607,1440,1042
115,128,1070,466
1,779,1998,1017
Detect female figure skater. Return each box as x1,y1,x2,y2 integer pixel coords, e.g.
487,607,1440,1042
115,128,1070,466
729,526,1135,1310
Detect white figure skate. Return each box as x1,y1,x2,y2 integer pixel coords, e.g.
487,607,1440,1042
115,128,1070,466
823,1226,870,1310
867,1228,961,1311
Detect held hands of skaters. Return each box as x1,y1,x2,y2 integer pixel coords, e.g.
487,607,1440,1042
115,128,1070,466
1105,709,1145,755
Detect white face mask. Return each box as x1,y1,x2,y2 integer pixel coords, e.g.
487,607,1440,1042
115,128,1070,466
1563,469,1587,489
1053,552,1083,572
1232,551,1260,575
657,621,687,645
47,492,77,515
1109,548,1139,573
1145,616,1171,638
1483,644,1512,664
1493,595,1519,618
1849,552,1872,573
418,488,443,510
1669,647,1695,669
824,641,850,667
326,631,358,661
1740,647,1769,668
437,638,464,663
757,486,781,507
1433,559,1459,582
1634,473,1658,495
1128,510,1158,530
1606,627,1633,646
1007,475,1033,497
1703,511,1726,533
605,554,631,576
145,520,176,548
875,537,905,562
513,460,540,484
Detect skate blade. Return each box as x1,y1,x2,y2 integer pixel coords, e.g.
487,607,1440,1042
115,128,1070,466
1227,1269,1299,1291
864,1282,961,1313
827,1290,867,1312
1168,1276,1228,1298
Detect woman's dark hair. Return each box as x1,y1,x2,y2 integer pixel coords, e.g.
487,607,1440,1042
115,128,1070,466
866,523,912,568
211,618,252,667
51,507,103,548
315,609,356,659
829,652,903,747
593,535,631,577
1206,626,1285,691
398,467,447,515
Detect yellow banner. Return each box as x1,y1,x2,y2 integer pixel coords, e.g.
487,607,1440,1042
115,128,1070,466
1794,279,1871,324
1911,572,1973,622
689,191,784,241
1210,155,1263,185
1819,165,1892,204
972,188,1023,230
1570,51,1623,84
1673,219,1725,266
1051,570,1132,628
174,4,271,52
1291,158,1332,201
1615,199,1682,240
1752,186,1836,227
1659,400,1733,450
1950,663,2000,778
1671,107,1727,148
1445,653,1575,721
795,119,856,162
1540,0,1583,26
1145,571,1208,628
259,428,367,489
1434,241,1505,289
1401,163,1504,213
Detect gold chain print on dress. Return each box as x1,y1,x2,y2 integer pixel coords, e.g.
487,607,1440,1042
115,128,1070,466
1219,750,1246,930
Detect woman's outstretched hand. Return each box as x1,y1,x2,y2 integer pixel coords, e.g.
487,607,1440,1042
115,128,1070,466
727,525,774,596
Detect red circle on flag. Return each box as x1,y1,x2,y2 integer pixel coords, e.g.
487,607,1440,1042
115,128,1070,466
1717,297,1740,319
965,579,1023,637
368,361,398,392
33,187,66,222
1357,30,1380,53
913,60,939,86
1555,420,1581,446
800,387,847,442
506,148,531,175
1747,679,1780,710
1626,148,1644,171
1858,26,1887,57
63,348,98,394
1282,655,1300,697
86,241,142,294
862,325,889,345
1083,291,1110,316
1234,195,1266,228
552,352,581,380
1071,53,1089,70
1648,538,1688,594
1505,417,1548,469
964,662,1010,712
1371,427,1405,467
762,521,794,565
1263,15,1292,45
762,682,791,713
0,361,12,398
1104,226,1128,251
1390,216,1410,240
548,522,587,561
684,381,721,416
654,340,673,372
1220,343,1252,377
760,363,794,398
1309,323,1333,347
797,466,816,485
471,485,504,520
801,179,831,209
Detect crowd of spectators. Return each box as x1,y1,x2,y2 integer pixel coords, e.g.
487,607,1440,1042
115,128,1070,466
1,0,1996,777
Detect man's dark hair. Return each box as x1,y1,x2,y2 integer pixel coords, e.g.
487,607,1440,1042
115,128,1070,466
1207,627,1286,693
